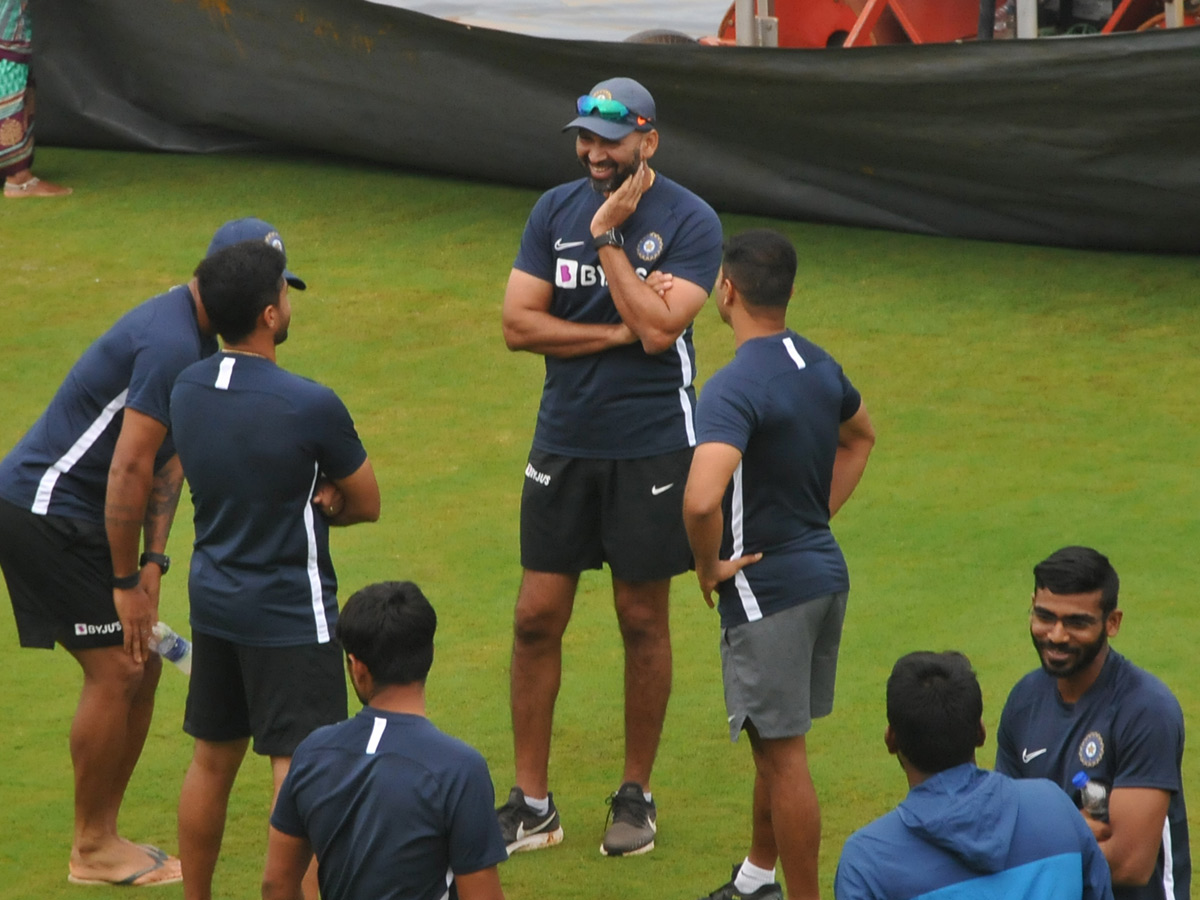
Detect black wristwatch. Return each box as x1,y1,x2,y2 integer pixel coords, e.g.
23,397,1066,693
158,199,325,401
593,228,624,250
140,551,171,575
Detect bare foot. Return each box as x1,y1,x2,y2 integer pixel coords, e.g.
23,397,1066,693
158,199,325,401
68,842,182,886
4,175,72,198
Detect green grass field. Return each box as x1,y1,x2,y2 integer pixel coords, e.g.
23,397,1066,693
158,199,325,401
1,147,1196,898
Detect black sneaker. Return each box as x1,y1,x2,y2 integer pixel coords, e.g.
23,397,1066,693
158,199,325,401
698,864,784,900
600,781,657,856
496,786,564,854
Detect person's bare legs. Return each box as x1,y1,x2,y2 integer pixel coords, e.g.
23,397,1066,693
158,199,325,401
66,646,178,881
746,765,780,871
269,755,318,900
510,570,578,797
179,737,248,900
748,728,821,900
612,577,672,790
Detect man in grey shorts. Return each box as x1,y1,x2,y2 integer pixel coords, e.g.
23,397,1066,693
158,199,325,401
683,230,875,900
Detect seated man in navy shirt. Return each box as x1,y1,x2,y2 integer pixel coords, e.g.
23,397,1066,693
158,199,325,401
995,546,1190,900
263,581,508,900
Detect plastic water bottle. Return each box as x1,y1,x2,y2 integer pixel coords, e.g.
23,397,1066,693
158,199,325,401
1072,771,1108,819
150,621,193,675
993,0,1015,37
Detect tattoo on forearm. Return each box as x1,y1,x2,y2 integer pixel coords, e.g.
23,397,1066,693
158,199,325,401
144,466,184,548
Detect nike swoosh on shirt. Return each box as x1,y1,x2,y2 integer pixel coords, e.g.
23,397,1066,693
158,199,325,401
554,239,585,250
651,483,674,496
1021,747,1048,763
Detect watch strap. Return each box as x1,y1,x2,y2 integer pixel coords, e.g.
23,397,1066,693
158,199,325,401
593,228,624,250
140,551,170,574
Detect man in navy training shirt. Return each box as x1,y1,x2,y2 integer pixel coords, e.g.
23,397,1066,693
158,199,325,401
835,650,1113,900
995,546,1190,900
499,75,723,858
683,229,875,900
264,580,509,900
0,217,288,885
170,240,381,900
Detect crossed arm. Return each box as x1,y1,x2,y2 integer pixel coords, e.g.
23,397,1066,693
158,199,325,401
311,457,381,526
502,166,709,359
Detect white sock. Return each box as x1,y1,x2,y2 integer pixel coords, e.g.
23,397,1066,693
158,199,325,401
735,859,777,893
523,794,550,815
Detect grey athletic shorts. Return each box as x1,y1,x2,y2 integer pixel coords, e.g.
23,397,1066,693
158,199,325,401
721,591,848,741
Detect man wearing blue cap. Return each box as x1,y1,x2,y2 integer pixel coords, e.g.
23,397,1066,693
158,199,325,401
0,216,294,885
499,76,723,858
170,239,380,900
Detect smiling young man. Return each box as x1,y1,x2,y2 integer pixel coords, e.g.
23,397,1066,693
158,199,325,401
995,546,1190,900
499,76,723,857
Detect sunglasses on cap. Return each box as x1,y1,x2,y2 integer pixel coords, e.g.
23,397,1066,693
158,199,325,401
576,95,653,128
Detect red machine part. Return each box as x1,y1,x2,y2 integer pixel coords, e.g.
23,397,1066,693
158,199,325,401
709,0,862,47
704,0,1194,46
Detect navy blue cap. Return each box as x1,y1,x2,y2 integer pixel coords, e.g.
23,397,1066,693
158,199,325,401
563,77,657,141
207,218,306,290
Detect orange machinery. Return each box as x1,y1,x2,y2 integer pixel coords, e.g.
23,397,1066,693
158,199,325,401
699,0,1195,47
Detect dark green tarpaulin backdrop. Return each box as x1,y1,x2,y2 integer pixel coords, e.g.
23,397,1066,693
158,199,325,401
31,0,1200,251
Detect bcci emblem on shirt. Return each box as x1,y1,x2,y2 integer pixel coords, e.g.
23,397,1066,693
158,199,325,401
1078,730,1105,767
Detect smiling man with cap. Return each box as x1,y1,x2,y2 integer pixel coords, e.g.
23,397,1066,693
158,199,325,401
499,76,723,858
0,216,293,885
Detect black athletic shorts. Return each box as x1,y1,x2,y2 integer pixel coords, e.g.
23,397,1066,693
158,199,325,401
184,630,347,757
519,447,693,582
0,497,124,650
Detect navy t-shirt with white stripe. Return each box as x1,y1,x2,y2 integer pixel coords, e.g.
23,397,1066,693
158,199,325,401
694,330,862,629
0,285,217,522
170,352,368,647
271,709,508,900
513,174,722,459
996,650,1191,900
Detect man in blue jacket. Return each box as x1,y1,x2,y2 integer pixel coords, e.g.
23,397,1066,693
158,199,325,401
835,651,1113,900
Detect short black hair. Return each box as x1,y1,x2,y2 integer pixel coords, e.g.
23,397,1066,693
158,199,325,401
336,581,436,686
887,651,982,775
721,229,797,308
195,240,286,343
1034,546,1119,616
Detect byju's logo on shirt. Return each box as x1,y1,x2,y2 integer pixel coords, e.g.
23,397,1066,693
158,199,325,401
75,621,122,636
555,258,651,290
556,259,609,290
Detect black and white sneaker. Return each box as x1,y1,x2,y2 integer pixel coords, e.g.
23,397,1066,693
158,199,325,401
496,786,564,854
697,864,784,900
600,781,657,856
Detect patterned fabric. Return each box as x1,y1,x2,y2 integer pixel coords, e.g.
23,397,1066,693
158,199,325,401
0,0,31,178
0,58,31,178
0,0,32,64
